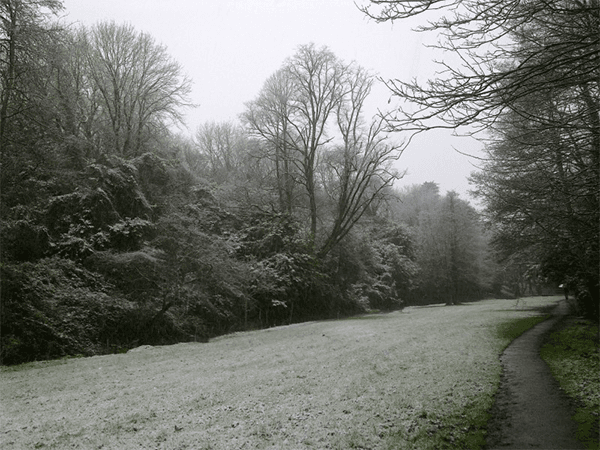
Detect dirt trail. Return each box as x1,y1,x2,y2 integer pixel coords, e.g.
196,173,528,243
486,300,584,449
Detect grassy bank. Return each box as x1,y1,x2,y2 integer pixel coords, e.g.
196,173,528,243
1,296,559,450
541,319,600,450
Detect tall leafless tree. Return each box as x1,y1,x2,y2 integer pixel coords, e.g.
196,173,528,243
84,21,193,157
243,69,297,214
194,121,247,183
244,44,403,256
319,66,403,256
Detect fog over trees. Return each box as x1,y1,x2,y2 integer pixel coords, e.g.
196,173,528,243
1,0,595,365
362,0,599,316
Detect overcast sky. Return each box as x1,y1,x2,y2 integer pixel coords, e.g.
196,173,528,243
61,0,483,200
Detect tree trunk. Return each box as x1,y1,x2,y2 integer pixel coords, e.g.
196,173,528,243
305,162,318,240
0,4,17,149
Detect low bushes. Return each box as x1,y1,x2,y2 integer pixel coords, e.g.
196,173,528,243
0,257,135,364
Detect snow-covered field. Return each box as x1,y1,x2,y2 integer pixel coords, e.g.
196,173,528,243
1,296,558,449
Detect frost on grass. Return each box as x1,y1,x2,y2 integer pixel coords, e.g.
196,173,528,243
0,297,559,450
542,320,600,449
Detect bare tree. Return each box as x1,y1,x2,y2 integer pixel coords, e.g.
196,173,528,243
194,121,247,183
244,44,403,256
242,69,297,213
318,67,403,256
84,21,192,157
471,87,599,311
244,44,345,236
0,0,63,149
284,43,345,238
360,0,599,311
359,0,599,133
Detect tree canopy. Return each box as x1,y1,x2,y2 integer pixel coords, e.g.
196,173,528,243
1,1,501,365
361,0,599,314
359,0,599,133
243,43,403,256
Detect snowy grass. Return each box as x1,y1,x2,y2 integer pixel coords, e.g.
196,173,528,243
1,296,560,449
541,319,600,450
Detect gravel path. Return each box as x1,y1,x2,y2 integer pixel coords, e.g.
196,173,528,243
486,300,585,449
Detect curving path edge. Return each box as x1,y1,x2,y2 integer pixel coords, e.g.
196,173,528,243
486,300,585,449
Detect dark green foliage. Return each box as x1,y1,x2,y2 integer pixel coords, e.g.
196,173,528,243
0,219,50,261
371,222,419,302
132,152,171,201
84,159,154,220
238,213,304,258
235,211,330,326
33,155,165,261
85,250,163,301
0,257,135,365
108,218,155,251
85,204,250,339
321,223,417,313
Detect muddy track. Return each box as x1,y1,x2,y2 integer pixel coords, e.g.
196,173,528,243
486,300,584,449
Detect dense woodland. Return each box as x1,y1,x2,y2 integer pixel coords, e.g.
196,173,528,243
1,0,597,365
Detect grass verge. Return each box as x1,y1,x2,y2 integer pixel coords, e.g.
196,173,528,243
541,319,600,450
495,315,550,347
1,296,559,450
